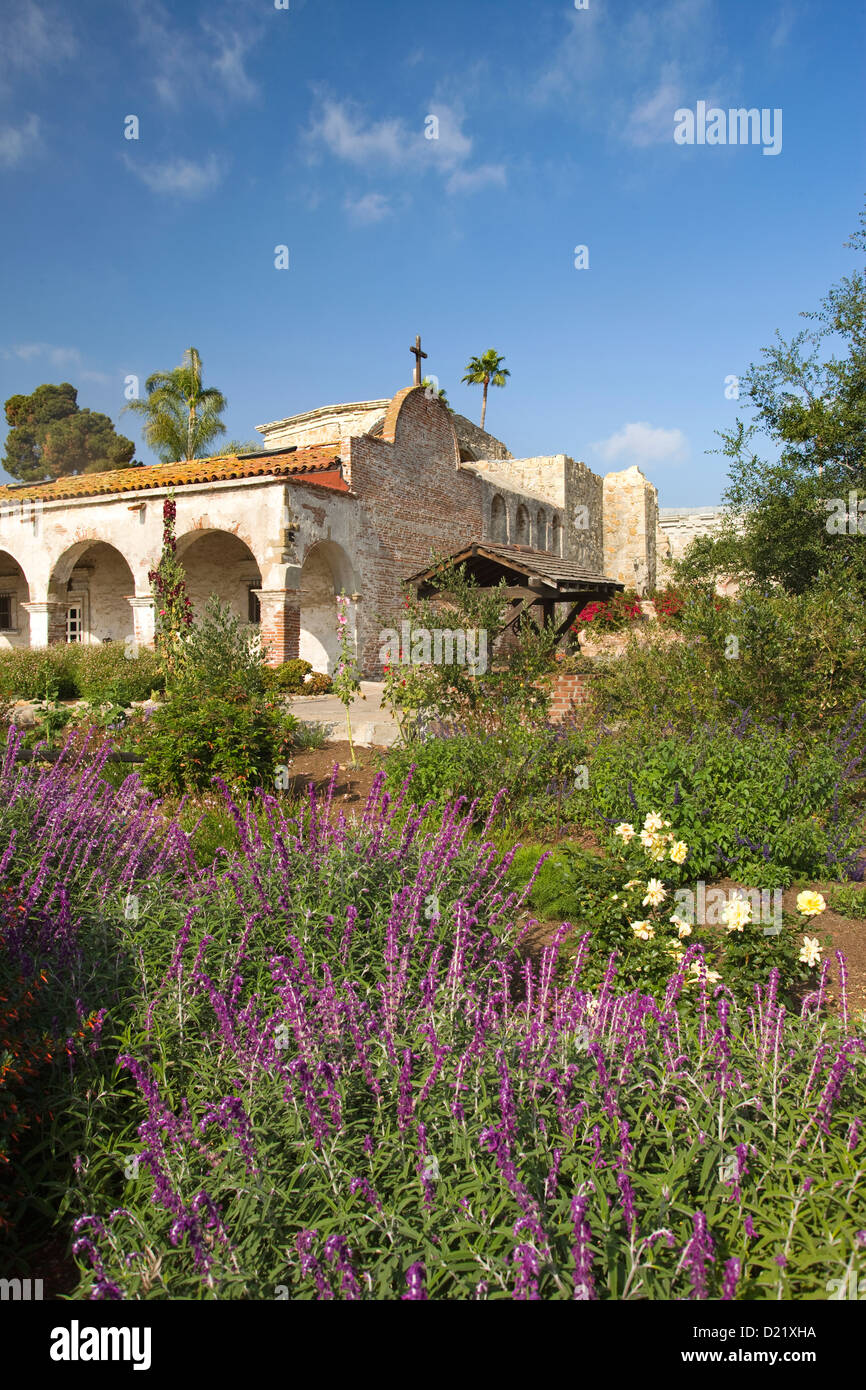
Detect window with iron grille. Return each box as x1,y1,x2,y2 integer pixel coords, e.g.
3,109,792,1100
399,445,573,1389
0,594,11,630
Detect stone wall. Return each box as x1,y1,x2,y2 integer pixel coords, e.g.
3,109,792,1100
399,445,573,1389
476,474,563,553
564,458,605,572
466,454,567,509
257,400,390,451
450,413,512,462
656,506,736,586
602,466,659,592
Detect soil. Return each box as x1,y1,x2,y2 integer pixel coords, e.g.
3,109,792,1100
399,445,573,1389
282,741,388,806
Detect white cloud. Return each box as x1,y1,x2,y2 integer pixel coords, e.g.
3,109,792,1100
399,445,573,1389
0,115,41,169
2,343,112,387
445,162,506,195
8,342,82,369
625,69,684,148
134,1,263,109
0,1,77,86
592,422,689,469
533,0,730,151
770,2,797,49
344,191,393,224
307,99,409,169
305,95,505,205
123,152,224,198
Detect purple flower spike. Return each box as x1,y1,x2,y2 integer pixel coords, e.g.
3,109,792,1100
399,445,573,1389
401,1263,428,1300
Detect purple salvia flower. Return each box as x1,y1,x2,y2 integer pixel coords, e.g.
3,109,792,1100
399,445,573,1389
684,1210,715,1299
401,1262,429,1300
721,1257,741,1301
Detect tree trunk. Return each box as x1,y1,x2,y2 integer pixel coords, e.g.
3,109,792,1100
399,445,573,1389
480,377,489,431
187,403,195,460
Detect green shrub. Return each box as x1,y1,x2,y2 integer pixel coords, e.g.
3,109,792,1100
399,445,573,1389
585,721,860,883
265,659,313,693
136,694,299,795
173,595,267,699
0,646,79,700
384,722,591,833
74,644,165,702
828,883,866,918
594,580,866,736
0,643,165,703
304,671,333,694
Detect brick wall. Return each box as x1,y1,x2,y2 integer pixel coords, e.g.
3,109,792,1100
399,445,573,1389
347,387,487,672
545,669,601,723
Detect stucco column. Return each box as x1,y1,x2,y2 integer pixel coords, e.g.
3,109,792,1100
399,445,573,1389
127,595,156,649
22,599,63,648
256,588,301,666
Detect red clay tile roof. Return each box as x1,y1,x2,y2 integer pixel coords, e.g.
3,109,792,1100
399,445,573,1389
0,446,349,503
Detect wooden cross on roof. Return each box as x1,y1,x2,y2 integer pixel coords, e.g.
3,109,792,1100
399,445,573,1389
409,334,427,386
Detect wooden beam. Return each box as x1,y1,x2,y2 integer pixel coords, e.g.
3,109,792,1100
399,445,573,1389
552,600,585,641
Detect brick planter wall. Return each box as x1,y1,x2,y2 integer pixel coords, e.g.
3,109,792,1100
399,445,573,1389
545,669,601,723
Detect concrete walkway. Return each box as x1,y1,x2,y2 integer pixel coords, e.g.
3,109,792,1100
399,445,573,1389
288,681,400,747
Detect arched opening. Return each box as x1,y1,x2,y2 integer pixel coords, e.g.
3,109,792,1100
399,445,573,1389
536,509,547,550
300,541,357,675
515,504,530,546
552,516,562,556
48,541,136,645
176,530,262,626
0,551,30,649
490,494,507,543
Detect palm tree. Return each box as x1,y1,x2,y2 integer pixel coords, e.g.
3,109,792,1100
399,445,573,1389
213,438,261,457
124,347,228,462
461,350,510,431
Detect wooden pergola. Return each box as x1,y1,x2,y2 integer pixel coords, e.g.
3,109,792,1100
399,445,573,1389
405,541,624,648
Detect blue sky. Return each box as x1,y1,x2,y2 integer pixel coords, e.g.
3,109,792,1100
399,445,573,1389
0,0,863,504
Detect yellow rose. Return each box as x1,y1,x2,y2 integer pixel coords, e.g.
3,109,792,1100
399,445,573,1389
796,891,826,918
630,920,655,941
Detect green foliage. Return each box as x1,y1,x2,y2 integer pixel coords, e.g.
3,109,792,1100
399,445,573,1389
381,559,557,740
173,593,266,699
264,658,313,693
384,721,590,833
2,382,137,481
123,346,227,463
585,722,859,884
591,578,866,735
705,203,866,593
828,882,866,918
136,693,299,795
148,496,193,680
0,643,165,702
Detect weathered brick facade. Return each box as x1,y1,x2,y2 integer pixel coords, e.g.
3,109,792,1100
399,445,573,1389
0,380,724,675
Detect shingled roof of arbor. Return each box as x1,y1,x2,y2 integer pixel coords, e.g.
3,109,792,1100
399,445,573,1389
0,445,349,503
407,541,624,595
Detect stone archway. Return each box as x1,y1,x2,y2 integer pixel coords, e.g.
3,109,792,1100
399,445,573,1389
48,541,136,645
299,541,357,675
0,550,30,649
515,504,530,545
176,529,263,625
